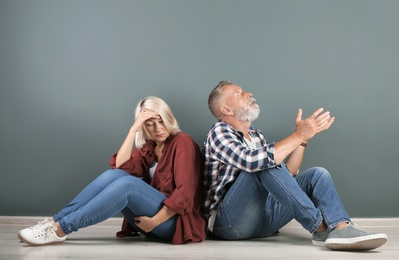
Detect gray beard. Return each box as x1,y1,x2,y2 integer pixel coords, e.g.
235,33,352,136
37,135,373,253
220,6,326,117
235,104,260,122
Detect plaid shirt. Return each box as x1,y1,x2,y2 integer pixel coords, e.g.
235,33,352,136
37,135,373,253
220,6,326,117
203,121,277,215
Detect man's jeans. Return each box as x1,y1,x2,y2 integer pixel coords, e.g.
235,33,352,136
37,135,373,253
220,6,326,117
213,164,350,240
53,169,176,241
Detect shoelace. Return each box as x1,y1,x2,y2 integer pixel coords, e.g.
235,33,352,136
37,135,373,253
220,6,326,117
29,218,53,230
32,222,57,238
349,224,370,235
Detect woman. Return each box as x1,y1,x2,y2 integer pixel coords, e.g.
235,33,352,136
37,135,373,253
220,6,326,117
18,96,206,245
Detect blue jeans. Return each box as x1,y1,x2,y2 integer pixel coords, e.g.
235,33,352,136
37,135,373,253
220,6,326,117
53,169,176,241
213,164,351,240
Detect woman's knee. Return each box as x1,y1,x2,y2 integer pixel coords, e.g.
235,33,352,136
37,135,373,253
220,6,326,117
102,168,128,176
110,175,144,191
97,169,130,183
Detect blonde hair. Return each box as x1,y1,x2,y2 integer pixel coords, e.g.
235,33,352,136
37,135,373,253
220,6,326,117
134,96,181,149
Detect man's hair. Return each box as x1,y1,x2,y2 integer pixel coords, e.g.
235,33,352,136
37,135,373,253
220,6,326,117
208,80,233,119
134,96,181,149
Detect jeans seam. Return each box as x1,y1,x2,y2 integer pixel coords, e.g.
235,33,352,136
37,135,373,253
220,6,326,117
308,173,350,232
77,189,161,232
214,208,246,239
223,173,245,208
77,190,129,231
268,168,320,233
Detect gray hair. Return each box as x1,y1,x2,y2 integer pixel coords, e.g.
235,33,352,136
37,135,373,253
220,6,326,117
208,80,233,119
134,96,181,149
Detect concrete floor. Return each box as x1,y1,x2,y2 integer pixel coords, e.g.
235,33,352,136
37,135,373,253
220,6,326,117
1,217,398,260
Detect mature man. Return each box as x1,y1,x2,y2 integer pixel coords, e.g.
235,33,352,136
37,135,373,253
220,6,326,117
203,80,387,251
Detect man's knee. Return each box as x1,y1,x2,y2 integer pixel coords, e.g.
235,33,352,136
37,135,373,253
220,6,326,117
309,166,332,180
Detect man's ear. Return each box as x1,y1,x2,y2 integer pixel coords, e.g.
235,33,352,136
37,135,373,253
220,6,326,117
220,106,234,116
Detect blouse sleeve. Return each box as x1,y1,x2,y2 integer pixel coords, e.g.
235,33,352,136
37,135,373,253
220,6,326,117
162,135,202,216
109,148,145,178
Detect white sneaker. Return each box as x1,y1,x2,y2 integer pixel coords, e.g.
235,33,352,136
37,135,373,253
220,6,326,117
17,218,54,241
19,221,67,246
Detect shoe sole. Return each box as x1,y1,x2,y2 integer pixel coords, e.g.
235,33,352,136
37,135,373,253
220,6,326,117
312,240,325,247
325,235,387,251
19,236,65,246
19,230,66,246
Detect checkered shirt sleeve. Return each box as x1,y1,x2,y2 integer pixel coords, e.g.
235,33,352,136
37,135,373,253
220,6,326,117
203,122,277,212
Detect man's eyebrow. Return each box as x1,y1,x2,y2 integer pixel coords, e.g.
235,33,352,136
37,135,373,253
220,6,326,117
235,87,243,93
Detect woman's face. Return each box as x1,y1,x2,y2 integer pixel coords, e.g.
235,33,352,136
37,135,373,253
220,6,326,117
143,114,170,145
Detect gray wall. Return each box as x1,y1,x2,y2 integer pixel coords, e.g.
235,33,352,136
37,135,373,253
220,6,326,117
1,0,398,217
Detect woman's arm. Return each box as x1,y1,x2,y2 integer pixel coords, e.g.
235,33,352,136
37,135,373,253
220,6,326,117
115,127,138,167
134,206,176,233
115,110,159,167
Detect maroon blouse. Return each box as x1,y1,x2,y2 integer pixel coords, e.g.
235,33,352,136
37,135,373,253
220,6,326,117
109,132,206,244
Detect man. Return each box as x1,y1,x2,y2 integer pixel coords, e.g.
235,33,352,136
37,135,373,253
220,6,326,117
203,80,387,251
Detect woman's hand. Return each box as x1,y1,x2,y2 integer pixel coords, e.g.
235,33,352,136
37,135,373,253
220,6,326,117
134,216,159,233
115,110,160,167
130,110,160,133
133,206,176,233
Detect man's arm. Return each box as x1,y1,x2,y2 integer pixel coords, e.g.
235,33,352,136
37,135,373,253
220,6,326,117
273,108,334,165
285,142,306,174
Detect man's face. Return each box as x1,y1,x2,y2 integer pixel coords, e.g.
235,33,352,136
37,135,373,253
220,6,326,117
222,84,260,122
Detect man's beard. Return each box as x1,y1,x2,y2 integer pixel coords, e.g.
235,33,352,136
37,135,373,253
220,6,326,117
235,98,260,122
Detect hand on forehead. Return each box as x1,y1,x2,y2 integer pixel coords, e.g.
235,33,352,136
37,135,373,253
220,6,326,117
140,109,161,120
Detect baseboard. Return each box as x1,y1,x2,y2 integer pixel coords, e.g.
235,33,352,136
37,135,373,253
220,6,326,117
0,216,123,226
283,217,399,228
1,216,398,227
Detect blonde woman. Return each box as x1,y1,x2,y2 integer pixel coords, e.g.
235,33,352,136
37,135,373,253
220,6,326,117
18,97,206,245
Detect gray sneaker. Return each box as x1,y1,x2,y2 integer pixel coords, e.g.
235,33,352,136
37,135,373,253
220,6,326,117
312,230,329,246
325,223,387,251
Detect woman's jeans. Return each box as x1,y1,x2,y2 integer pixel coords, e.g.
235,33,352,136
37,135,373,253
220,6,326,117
213,164,351,240
53,169,176,241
